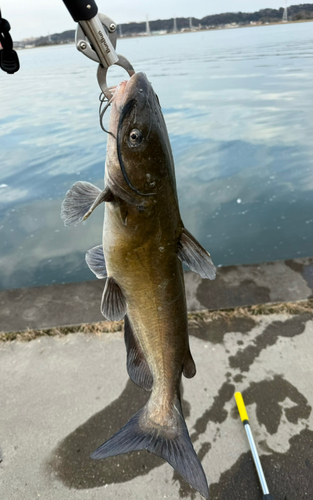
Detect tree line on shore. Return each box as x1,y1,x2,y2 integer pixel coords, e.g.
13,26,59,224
20,3,313,48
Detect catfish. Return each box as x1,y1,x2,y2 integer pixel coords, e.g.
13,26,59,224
61,72,216,498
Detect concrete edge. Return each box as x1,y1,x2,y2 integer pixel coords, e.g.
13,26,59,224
0,256,313,333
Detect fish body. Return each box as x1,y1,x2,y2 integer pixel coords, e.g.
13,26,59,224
61,72,216,498
103,73,190,412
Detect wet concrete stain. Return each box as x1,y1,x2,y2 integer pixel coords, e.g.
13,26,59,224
233,373,244,383
197,268,271,310
46,379,191,489
175,313,312,498
191,383,235,441
238,375,312,435
209,428,313,499
229,312,313,372
303,264,313,291
285,259,304,274
258,439,275,454
189,316,256,344
285,259,313,293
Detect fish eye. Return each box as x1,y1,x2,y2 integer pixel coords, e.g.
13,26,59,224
129,128,143,146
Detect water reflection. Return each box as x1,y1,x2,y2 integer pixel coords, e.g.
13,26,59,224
1,23,313,290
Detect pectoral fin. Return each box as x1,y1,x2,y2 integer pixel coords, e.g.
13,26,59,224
178,228,216,280
101,277,127,321
85,245,107,279
61,181,113,226
83,186,114,220
124,315,153,391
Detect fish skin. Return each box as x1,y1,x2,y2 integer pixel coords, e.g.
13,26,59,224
62,72,213,498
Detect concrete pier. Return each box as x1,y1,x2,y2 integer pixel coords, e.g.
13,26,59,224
1,257,313,499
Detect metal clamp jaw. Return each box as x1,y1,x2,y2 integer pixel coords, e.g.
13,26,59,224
75,13,135,99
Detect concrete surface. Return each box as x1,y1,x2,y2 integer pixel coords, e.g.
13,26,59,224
1,309,313,499
1,257,313,333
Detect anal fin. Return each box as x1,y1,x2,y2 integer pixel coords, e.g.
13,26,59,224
61,181,113,226
183,350,196,379
124,315,153,391
101,277,127,321
178,228,216,280
85,245,107,279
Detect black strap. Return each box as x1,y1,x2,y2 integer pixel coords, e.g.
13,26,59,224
0,9,20,74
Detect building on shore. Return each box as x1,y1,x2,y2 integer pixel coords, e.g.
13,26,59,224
146,15,151,36
282,1,288,22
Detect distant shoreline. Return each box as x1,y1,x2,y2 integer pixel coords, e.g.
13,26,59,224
17,18,313,50
118,18,313,40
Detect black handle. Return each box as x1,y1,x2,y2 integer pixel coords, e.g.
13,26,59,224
0,14,20,74
62,0,98,22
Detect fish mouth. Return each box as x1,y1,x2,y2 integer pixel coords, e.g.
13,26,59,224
111,79,128,97
113,72,150,108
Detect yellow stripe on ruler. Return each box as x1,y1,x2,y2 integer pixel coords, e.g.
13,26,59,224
235,392,249,422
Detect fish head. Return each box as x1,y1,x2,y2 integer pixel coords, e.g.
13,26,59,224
106,72,175,203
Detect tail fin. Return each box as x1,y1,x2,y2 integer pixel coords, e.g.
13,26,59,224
91,401,209,499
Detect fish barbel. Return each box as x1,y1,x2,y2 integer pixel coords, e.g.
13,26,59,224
61,72,216,498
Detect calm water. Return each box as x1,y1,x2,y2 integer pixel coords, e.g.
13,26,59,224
1,23,313,290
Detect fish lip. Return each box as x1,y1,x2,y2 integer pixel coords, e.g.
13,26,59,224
112,78,132,108
116,79,129,95
114,72,150,108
